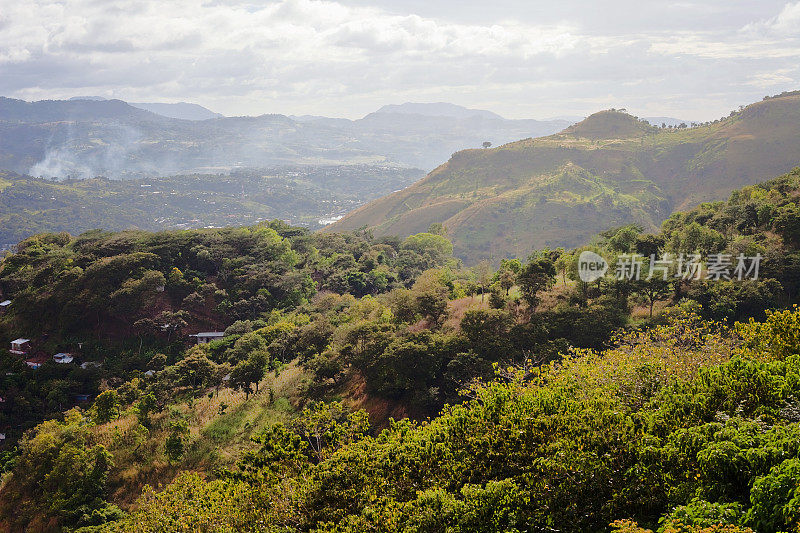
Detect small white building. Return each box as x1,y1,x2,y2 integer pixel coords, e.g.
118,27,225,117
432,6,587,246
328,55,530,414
0,300,11,312
10,338,30,355
189,332,225,344
53,353,74,364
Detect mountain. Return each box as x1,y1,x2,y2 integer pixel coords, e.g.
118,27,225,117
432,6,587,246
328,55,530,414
129,101,224,120
0,97,164,123
375,102,505,120
328,91,800,263
0,98,570,178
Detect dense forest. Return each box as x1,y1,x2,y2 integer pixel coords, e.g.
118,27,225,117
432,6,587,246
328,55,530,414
2,167,800,531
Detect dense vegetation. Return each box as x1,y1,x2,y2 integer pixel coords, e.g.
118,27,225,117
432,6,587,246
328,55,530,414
4,167,800,531
331,91,800,263
0,222,456,444
99,308,800,532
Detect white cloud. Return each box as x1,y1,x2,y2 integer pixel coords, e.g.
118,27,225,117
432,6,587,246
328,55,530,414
744,1,800,36
0,0,798,120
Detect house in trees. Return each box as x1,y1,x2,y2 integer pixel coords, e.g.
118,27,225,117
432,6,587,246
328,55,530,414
10,338,30,355
53,353,74,364
0,300,11,313
189,332,225,344
24,355,48,369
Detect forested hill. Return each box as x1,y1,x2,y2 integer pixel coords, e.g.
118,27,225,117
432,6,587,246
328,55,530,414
329,91,800,263
5,168,800,531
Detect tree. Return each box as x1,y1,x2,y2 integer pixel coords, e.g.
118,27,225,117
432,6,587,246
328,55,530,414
489,282,507,309
154,310,189,342
225,331,269,365
554,252,573,286
774,203,800,247
605,225,642,253
164,420,189,463
136,392,157,428
498,268,516,296
291,401,370,462
207,362,232,396
0,410,117,530
517,257,556,308
474,260,493,303
401,232,454,260
635,234,665,258
230,353,267,400
412,270,450,324
93,390,120,423
482,141,492,148
635,277,672,317
174,348,215,389
460,308,513,360
428,222,446,235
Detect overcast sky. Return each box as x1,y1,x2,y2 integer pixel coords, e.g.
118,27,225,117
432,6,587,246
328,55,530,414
1,0,799,120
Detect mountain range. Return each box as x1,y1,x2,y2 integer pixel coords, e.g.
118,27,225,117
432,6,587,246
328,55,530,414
68,97,224,120
328,91,800,263
0,98,573,178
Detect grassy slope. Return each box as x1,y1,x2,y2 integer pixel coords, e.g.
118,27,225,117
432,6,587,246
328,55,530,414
329,94,800,263
93,362,308,507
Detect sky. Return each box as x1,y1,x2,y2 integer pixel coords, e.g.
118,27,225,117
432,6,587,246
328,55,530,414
1,0,799,121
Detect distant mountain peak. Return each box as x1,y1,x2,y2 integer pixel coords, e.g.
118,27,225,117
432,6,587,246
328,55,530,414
129,102,223,121
374,102,504,120
563,109,656,139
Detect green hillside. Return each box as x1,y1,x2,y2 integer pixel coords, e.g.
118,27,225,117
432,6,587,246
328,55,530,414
329,92,800,263
6,167,800,531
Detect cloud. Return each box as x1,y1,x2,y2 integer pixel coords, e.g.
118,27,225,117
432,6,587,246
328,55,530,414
744,1,800,36
0,0,798,120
